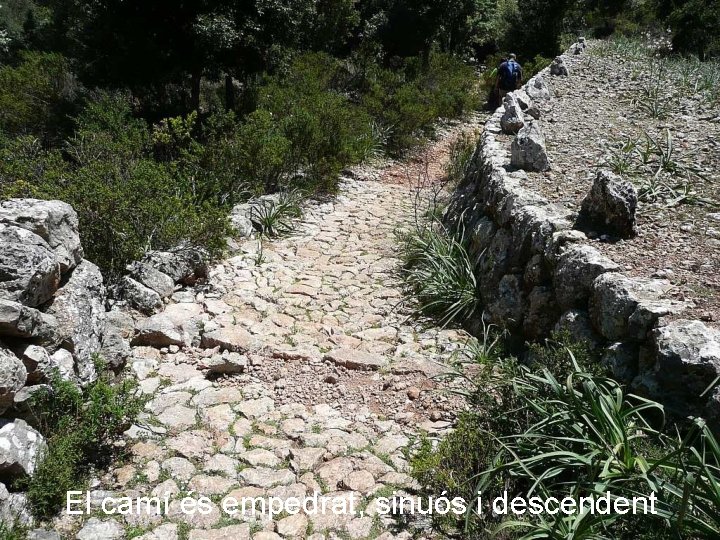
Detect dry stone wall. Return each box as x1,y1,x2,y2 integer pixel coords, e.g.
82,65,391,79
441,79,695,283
445,46,720,428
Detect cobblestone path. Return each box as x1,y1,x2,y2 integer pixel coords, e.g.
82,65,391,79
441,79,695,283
55,123,481,540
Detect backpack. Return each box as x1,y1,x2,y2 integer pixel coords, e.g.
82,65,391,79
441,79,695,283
500,60,520,89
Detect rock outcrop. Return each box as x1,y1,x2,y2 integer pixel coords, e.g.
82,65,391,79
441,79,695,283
578,170,638,238
0,419,47,480
511,121,550,172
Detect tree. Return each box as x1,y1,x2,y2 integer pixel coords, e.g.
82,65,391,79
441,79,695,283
668,0,720,59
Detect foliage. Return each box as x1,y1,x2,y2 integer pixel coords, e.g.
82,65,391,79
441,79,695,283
17,365,144,519
250,190,303,237
445,131,478,185
0,50,78,140
362,52,481,153
400,222,480,327
0,520,27,540
599,128,715,209
0,93,230,279
411,339,720,539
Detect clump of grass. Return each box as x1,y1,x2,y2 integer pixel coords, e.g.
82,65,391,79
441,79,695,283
400,223,479,327
445,131,478,185
250,189,303,237
411,337,720,539
600,129,716,208
17,364,144,519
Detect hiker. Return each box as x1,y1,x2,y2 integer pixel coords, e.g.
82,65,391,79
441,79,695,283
495,53,523,104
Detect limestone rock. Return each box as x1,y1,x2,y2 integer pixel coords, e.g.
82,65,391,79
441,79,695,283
0,348,26,414
0,224,60,307
50,348,77,381
590,273,687,341
99,310,134,370
603,342,638,382
0,419,47,480
0,483,33,528
324,348,387,371
127,262,175,298
76,518,124,540
487,274,525,328
0,300,58,344
200,351,247,375
143,248,208,285
132,314,185,348
500,93,525,134
646,320,720,398
579,170,638,238
45,260,106,384
0,198,83,273
550,56,569,76
526,75,551,100
229,204,255,238
511,121,550,172
554,310,600,349
119,276,163,314
523,286,559,339
16,345,54,384
554,244,620,309
201,326,256,353
513,89,533,110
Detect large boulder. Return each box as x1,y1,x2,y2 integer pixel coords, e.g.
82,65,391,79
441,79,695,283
132,314,185,348
578,170,638,238
589,273,688,341
511,121,550,172
554,244,620,309
0,199,82,274
638,321,720,409
500,93,525,134
45,261,106,384
126,262,174,299
0,419,47,480
0,347,26,415
0,224,60,308
118,277,163,315
142,248,208,286
0,300,59,345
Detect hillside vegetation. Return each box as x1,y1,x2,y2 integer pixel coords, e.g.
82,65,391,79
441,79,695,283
1,0,717,279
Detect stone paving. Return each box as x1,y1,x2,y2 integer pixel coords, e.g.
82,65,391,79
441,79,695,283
52,129,480,539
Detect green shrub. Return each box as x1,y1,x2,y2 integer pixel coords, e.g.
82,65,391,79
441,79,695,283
0,521,28,540
363,52,480,153
19,366,144,519
257,53,376,192
0,94,229,279
0,51,79,139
